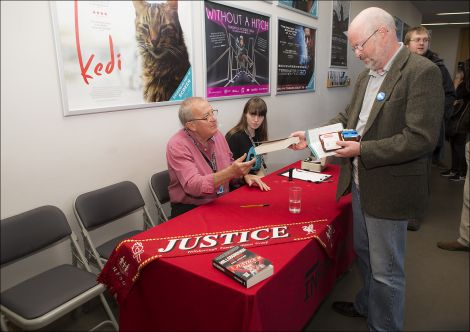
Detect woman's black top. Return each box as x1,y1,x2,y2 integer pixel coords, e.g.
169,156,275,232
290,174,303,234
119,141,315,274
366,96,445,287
226,130,263,175
226,130,259,161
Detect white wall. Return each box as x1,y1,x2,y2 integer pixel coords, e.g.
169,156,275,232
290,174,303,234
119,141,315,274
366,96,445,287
1,1,422,230
428,26,462,77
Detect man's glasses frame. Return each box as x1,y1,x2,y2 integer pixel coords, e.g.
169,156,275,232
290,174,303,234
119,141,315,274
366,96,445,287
409,37,430,43
188,109,219,122
352,29,379,52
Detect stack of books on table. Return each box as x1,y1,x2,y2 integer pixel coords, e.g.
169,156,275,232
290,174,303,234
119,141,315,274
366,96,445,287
212,246,273,288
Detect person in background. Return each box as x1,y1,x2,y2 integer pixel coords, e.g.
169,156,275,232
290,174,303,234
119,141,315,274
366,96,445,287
225,97,268,177
403,26,455,231
166,97,270,218
290,7,444,331
404,26,455,231
437,59,470,251
404,26,455,167
443,61,468,182
437,141,470,251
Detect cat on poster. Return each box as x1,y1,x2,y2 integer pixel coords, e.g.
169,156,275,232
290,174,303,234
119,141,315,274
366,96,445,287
51,1,194,116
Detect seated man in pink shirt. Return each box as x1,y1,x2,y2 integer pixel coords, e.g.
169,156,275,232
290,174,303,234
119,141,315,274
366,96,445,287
166,97,270,218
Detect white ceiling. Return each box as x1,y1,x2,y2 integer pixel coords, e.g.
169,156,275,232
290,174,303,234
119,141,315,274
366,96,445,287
409,0,469,27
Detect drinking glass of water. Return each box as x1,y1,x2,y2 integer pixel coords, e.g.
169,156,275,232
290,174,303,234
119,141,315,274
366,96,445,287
289,186,302,214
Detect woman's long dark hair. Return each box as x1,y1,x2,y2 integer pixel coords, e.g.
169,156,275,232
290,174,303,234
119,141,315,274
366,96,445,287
226,97,268,142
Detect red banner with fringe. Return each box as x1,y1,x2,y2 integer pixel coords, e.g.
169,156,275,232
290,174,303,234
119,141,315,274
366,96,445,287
98,218,340,303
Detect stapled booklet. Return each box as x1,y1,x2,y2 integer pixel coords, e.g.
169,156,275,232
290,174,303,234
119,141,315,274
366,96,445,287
212,246,273,288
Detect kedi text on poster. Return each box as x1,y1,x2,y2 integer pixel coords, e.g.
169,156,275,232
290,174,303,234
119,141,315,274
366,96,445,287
74,1,122,85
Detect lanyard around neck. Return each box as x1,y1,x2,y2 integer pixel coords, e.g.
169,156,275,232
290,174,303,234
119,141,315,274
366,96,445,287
244,129,267,171
244,129,257,147
185,129,217,173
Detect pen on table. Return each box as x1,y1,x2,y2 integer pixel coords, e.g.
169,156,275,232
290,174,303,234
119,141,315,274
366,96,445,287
240,204,270,208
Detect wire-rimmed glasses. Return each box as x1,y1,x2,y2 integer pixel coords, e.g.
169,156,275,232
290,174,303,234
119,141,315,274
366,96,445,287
351,29,379,52
188,109,219,122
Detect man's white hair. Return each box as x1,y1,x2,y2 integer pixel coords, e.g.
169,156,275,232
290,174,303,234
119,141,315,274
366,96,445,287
178,97,205,125
351,7,396,35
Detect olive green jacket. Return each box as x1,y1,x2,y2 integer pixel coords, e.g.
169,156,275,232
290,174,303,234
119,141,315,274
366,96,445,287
330,47,444,219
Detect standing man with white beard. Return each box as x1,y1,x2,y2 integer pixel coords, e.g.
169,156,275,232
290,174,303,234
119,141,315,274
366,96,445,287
290,7,444,331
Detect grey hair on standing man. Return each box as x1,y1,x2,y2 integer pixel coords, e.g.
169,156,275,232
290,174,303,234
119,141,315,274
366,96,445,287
290,7,444,331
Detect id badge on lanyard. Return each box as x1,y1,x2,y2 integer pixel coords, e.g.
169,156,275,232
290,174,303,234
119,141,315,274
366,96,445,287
209,152,224,196
211,153,224,195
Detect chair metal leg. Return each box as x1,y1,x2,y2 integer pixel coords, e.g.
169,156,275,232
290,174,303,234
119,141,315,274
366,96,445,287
1,313,10,332
98,294,118,330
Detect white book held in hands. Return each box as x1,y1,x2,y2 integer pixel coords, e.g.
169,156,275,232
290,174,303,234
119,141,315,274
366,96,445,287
305,123,345,159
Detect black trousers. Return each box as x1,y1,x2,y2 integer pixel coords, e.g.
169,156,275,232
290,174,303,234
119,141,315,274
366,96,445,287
170,203,197,218
450,133,468,176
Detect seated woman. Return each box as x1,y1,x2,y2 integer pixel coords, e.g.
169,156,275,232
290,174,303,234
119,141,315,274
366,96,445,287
225,97,268,178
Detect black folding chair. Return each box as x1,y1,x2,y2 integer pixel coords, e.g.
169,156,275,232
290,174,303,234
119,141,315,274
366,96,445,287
150,170,171,224
74,181,155,270
0,205,118,331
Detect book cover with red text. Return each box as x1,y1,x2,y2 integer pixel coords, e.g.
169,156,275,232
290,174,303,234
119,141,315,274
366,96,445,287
212,245,273,288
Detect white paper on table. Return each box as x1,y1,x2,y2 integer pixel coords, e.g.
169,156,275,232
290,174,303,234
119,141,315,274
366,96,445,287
280,168,332,182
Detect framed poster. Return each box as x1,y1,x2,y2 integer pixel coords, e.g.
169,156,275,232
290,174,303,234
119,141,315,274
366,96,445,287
50,1,194,116
327,70,350,88
204,1,271,99
278,0,318,19
330,0,350,68
394,16,404,42
277,19,316,94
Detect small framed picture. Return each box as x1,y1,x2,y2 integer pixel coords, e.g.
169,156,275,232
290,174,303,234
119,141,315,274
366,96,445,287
278,0,318,19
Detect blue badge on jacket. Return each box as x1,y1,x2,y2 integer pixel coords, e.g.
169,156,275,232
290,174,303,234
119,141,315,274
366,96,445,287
376,92,385,101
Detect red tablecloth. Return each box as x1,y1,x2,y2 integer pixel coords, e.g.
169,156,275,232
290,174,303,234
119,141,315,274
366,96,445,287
113,162,354,331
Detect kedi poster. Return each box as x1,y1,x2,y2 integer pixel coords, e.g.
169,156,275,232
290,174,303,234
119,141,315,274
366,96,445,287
51,0,194,115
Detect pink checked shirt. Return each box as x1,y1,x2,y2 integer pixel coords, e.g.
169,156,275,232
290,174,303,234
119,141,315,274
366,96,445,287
166,129,233,206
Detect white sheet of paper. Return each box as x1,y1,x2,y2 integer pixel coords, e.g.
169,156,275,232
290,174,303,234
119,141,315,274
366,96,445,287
280,169,331,182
